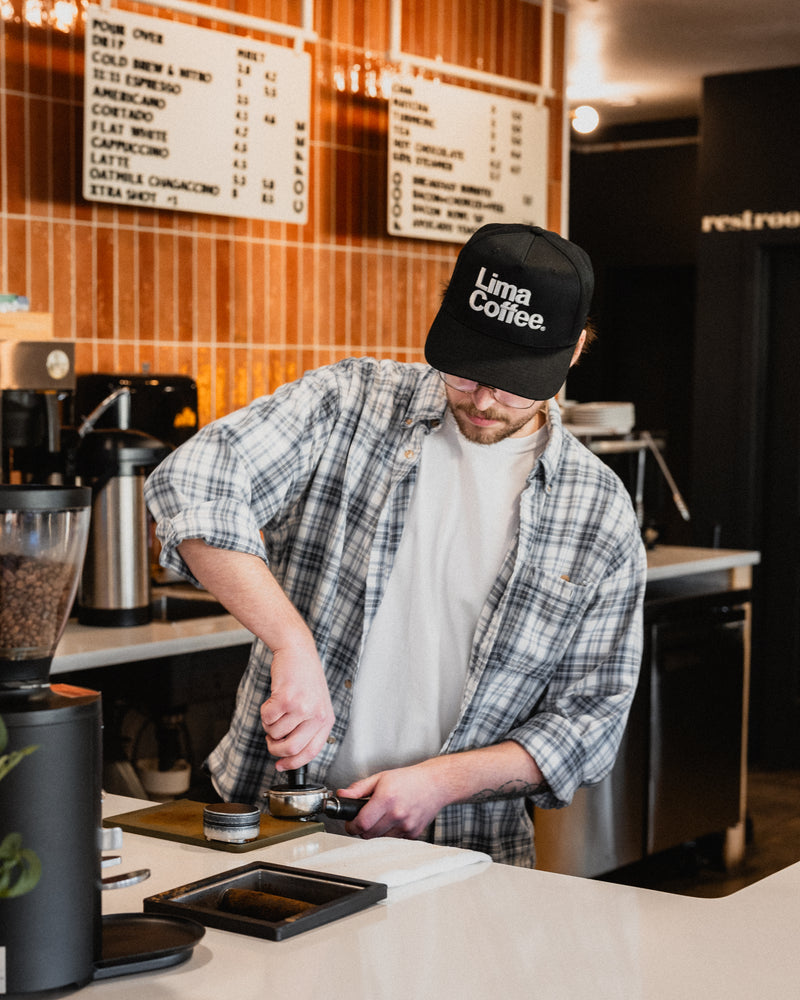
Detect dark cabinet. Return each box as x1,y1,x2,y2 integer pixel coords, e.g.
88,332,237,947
646,596,745,855
533,585,749,878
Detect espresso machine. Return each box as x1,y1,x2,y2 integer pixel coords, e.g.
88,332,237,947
74,372,199,450
0,339,76,483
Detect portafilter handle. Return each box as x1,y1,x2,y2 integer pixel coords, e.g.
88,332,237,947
323,795,371,821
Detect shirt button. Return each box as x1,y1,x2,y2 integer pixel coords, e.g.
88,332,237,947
405,418,413,426
327,736,337,744
404,449,415,459
344,679,353,689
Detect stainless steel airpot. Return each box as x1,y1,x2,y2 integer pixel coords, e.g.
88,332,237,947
267,767,369,822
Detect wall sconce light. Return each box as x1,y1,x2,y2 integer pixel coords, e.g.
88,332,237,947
571,104,600,134
332,53,398,100
23,0,45,26
2,0,82,30
51,0,79,31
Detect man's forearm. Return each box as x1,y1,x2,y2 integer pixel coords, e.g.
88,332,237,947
177,538,315,655
425,740,548,809
178,538,335,768
342,739,548,840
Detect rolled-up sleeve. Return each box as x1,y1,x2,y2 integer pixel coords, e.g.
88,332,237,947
144,374,335,585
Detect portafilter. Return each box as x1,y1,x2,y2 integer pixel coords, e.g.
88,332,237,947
267,766,369,821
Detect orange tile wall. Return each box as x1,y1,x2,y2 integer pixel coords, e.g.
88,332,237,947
1,0,566,426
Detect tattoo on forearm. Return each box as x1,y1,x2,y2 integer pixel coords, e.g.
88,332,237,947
468,778,549,805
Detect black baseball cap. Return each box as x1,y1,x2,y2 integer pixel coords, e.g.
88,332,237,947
424,223,594,400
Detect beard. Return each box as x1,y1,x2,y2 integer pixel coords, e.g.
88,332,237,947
447,398,547,444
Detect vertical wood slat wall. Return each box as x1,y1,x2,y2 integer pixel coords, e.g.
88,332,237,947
0,0,566,426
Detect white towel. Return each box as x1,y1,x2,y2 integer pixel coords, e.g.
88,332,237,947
289,837,491,888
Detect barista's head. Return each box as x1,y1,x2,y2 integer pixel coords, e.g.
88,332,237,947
424,224,595,401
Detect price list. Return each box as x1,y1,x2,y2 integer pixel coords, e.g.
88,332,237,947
83,9,311,222
387,76,549,243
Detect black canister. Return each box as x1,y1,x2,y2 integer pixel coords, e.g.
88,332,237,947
76,429,169,626
0,686,102,992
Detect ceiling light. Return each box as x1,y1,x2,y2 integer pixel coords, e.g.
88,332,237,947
571,105,600,134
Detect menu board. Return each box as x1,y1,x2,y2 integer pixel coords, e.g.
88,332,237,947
83,9,311,222
388,77,549,243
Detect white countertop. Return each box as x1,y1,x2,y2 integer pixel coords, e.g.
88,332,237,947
85,793,799,1000
645,544,760,582
51,547,760,675
51,603,252,675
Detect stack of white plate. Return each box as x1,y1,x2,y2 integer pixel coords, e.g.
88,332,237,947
562,401,636,436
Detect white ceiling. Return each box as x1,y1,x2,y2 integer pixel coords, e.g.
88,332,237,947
564,0,800,127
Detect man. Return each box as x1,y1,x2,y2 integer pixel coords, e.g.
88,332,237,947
145,223,646,867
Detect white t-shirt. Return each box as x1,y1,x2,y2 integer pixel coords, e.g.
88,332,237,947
325,408,548,793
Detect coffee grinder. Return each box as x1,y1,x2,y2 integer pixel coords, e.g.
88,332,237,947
0,484,100,993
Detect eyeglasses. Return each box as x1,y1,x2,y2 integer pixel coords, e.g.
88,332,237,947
437,372,538,409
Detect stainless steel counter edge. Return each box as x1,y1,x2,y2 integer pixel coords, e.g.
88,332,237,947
52,547,760,675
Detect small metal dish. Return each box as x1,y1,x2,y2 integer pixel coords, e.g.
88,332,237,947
203,803,261,844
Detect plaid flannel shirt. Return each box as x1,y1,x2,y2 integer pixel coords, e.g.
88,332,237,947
145,358,646,867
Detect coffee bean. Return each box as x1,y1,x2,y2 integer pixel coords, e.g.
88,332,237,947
0,554,74,651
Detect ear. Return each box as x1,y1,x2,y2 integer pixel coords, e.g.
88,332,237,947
569,330,587,367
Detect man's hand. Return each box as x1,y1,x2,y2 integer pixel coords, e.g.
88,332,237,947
260,642,335,772
335,741,546,840
337,764,447,840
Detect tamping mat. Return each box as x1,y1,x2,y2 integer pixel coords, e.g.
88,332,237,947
103,799,322,852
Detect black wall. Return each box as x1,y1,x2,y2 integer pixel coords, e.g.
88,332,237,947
693,66,800,766
568,64,800,766
568,130,699,545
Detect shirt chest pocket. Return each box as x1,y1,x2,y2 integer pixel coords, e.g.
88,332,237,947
488,568,596,675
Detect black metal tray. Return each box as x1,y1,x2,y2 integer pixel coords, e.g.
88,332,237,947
143,861,387,941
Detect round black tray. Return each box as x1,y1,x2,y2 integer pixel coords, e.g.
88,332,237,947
94,913,205,981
